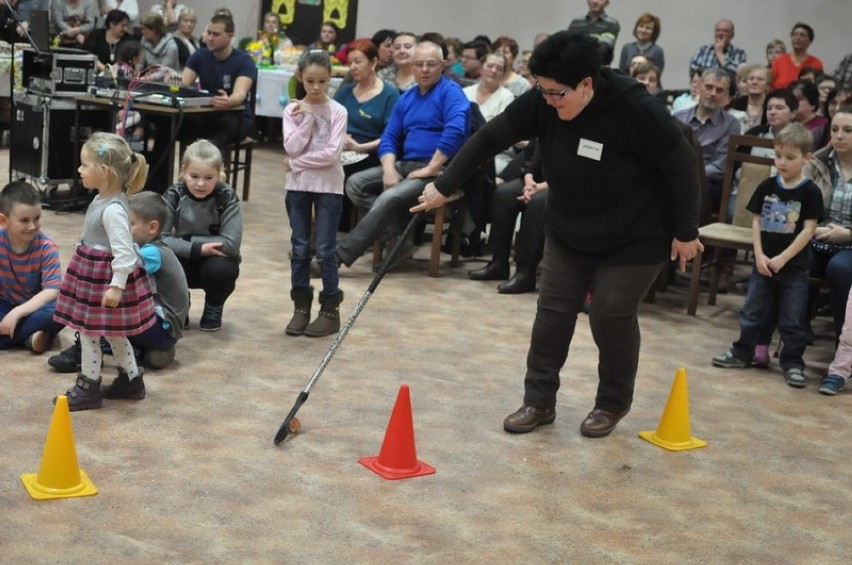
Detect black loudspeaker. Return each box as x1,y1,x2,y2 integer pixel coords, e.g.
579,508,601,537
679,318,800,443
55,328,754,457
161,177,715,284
10,93,111,182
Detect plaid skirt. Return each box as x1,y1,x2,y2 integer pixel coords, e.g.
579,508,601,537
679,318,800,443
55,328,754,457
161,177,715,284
54,244,156,336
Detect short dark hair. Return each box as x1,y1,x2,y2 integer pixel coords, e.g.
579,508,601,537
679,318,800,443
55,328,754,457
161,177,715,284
371,29,395,47
462,40,489,61
798,66,821,80
116,40,141,65
0,181,40,216
420,32,448,60
790,79,819,108
104,9,129,28
129,191,167,235
792,22,815,42
211,14,234,34
528,31,601,88
765,88,799,113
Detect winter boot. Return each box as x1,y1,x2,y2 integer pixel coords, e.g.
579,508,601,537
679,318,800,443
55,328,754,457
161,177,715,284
103,369,146,400
48,332,82,373
56,374,103,411
286,286,314,336
199,299,224,332
304,291,343,338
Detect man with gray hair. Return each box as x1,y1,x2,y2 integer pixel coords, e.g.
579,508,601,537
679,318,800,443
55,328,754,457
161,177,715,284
673,68,741,212
688,18,747,77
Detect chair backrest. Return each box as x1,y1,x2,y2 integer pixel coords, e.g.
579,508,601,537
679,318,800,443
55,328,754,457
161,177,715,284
718,134,776,225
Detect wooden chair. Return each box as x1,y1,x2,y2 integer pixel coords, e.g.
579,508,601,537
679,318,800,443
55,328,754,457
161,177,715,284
686,134,775,315
372,191,466,277
227,80,258,201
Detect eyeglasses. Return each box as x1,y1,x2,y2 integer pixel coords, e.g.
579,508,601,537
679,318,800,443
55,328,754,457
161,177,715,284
535,82,572,100
413,61,441,69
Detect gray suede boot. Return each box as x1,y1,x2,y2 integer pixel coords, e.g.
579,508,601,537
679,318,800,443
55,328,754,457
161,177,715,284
304,291,343,337
286,287,314,336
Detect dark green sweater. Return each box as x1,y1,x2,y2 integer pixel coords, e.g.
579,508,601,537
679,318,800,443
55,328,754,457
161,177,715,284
436,69,701,265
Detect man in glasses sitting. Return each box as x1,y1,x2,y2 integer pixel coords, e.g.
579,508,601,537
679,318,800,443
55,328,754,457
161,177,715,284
336,40,471,271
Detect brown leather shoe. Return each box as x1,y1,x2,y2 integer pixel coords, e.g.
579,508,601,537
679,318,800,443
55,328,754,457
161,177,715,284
503,404,556,433
580,408,629,438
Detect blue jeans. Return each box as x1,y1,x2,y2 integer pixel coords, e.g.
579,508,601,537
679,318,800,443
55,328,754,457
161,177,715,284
0,299,64,349
812,248,852,337
129,318,178,352
733,266,809,370
337,162,437,265
522,237,665,412
286,190,342,296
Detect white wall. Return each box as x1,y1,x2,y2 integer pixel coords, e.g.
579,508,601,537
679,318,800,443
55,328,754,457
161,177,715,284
353,0,852,89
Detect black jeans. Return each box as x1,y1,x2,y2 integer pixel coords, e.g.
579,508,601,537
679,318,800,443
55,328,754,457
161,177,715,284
523,237,664,412
489,178,546,270
178,256,240,306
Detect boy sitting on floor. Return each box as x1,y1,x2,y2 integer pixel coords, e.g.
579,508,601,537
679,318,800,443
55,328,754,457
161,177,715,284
0,181,64,353
49,192,190,371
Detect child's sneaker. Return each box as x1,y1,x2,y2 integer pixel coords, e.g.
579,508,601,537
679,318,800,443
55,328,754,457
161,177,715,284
103,370,146,400
712,350,750,368
819,374,847,395
25,330,54,354
784,367,807,388
199,301,223,332
55,375,103,411
752,344,770,368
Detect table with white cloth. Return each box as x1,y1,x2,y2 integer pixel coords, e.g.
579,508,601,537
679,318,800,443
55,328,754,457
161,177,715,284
254,65,343,118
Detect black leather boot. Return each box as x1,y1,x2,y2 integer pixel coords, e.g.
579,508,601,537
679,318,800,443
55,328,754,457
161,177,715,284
468,261,510,281
498,269,537,294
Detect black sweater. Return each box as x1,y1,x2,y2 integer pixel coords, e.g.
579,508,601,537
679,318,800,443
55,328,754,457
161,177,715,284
436,69,701,265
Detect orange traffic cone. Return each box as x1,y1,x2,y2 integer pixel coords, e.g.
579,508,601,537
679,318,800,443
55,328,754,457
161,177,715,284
20,395,98,500
359,384,436,480
639,368,707,452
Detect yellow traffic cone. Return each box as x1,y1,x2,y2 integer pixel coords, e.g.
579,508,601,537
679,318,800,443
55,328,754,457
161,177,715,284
639,368,707,451
20,395,98,500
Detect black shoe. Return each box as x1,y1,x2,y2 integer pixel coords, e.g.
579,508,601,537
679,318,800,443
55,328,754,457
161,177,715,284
497,270,536,294
469,261,510,281
103,370,146,400
47,334,82,373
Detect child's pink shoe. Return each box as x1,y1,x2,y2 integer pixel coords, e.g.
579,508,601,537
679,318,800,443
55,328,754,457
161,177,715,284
753,344,770,368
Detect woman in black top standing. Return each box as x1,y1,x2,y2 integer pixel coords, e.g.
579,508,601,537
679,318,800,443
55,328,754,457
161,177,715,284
414,31,703,439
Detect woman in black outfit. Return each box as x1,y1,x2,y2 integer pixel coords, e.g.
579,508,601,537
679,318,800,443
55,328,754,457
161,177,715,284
84,9,131,72
414,31,703,439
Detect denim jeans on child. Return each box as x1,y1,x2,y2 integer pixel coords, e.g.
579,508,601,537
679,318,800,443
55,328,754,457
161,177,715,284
0,299,64,349
286,190,342,296
733,265,810,370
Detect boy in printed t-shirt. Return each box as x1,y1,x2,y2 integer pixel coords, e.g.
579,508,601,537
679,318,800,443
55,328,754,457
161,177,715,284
712,123,824,388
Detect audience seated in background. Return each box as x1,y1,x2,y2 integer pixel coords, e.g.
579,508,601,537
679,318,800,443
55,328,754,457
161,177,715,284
765,39,786,68
51,0,99,46
308,21,339,56
459,40,489,86
468,144,545,295
630,61,667,106
172,7,198,63
671,67,703,113
730,64,772,130
463,52,515,172
241,11,293,65
371,28,396,72
492,36,532,98
771,23,823,89
332,39,401,230
673,68,741,213
377,31,417,92
84,8,132,72
790,79,829,150
149,0,187,33
444,36,464,79
336,41,470,272
0,0,49,42
833,52,852,85
618,12,664,75
815,74,837,116
688,18,746,79
140,12,178,70
517,49,534,86
568,0,620,45
99,0,138,30
824,85,852,121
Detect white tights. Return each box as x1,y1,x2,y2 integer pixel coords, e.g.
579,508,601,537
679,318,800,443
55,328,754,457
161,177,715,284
79,333,140,381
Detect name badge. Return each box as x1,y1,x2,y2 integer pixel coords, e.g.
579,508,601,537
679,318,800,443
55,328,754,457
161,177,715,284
577,138,603,161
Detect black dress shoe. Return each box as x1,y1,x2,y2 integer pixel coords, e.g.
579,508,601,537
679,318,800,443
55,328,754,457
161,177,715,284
503,404,556,433
498,270,536,294
580,408,629,438
469,261,510,281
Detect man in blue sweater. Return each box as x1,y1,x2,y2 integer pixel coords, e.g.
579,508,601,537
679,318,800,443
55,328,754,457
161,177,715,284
336,41,470,269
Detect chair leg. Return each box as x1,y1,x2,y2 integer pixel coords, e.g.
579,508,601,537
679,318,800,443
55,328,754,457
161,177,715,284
429,204,446,277
687,249,704,316
449,202,464,267
242,145,253,201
